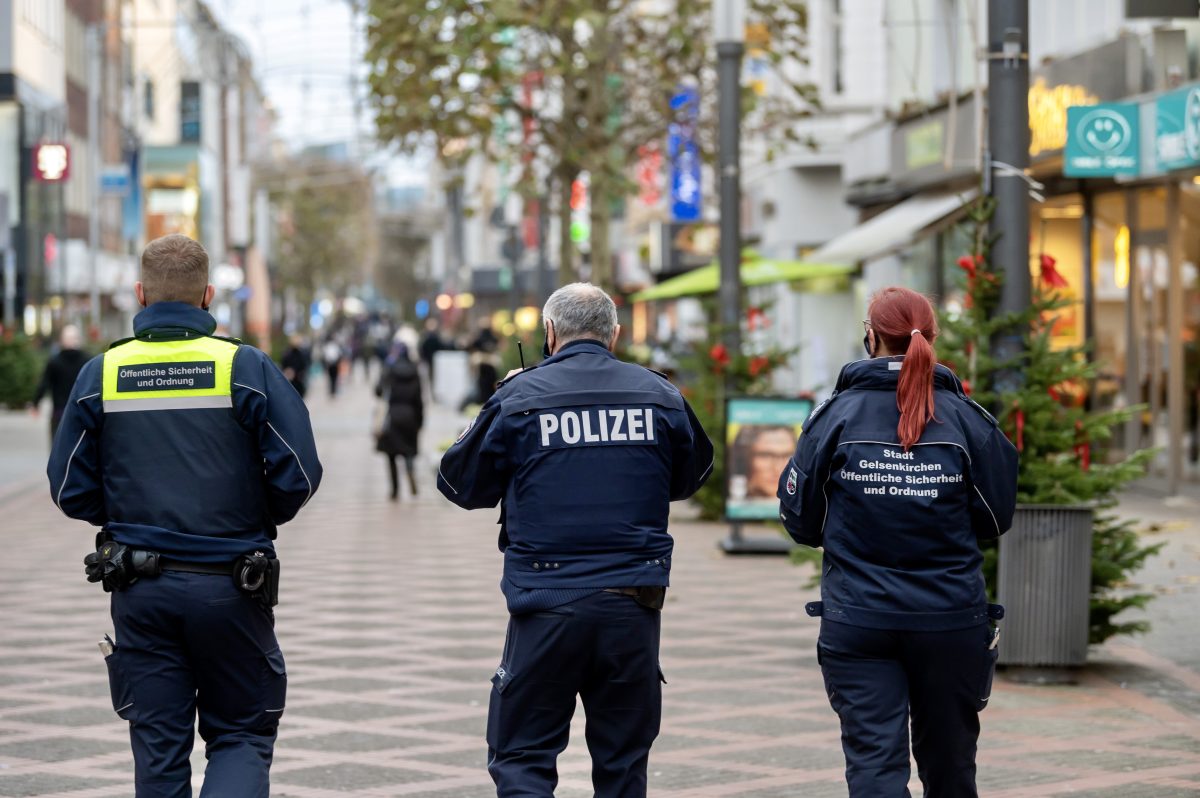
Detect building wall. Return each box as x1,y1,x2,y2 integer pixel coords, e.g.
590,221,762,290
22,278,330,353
754,165,857,258
132,0,182,147
883,0,979,115
1029,0,1135,64
12,0,66,103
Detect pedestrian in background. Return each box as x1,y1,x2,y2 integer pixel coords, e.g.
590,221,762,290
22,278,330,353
465,318,501,409
419,318,446,392
438,282,713,798
32,323,89,441
375,339,423,500
778,286,1018,797
321,336,343,397
280,334,311,399
47,233,323,797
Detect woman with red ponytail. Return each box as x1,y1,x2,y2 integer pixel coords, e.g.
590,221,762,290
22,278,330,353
777,286,1018,797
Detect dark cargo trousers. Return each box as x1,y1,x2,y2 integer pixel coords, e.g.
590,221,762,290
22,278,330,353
817,619,996,798
106,571,287,798
487,591,663,798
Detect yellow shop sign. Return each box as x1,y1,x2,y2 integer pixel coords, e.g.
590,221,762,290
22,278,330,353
1029,77,1099,156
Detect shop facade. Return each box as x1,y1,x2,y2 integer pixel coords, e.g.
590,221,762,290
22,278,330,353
839,31,1200,490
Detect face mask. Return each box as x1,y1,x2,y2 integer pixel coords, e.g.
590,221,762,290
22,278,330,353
542,322,553,358
863,332,873,358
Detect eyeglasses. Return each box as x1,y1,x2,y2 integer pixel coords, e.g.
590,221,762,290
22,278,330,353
862,319,872,332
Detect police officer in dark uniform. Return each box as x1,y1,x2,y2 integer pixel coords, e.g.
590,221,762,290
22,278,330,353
777,286,1018,797
47,234,323,798
438,282,713,798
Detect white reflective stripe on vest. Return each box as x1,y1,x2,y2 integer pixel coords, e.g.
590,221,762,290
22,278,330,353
102,395,235,413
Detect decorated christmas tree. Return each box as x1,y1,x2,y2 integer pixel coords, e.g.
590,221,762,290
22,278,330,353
938,197,1160,643
677,300,792,520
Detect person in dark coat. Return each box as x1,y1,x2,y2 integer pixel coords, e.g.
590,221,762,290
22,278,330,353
778,286,1018,798
33,324,90,441
376,341,424,500
279,334,311,398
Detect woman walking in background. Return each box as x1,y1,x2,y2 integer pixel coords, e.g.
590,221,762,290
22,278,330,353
376,339,424,500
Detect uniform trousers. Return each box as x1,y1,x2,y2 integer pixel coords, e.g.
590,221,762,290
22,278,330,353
487,590,663,798
107,571,287,798
817,619,995,798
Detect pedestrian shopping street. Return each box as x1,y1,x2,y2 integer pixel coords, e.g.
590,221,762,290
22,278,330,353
2,375,1200,797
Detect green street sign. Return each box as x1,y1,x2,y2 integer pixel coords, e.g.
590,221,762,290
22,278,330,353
1064,103,1139,177
1155,84,1200,171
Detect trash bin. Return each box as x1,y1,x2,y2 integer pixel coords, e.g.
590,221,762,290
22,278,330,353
997,504,1094,667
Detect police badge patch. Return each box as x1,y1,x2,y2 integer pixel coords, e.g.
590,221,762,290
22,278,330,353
786,467,798,495
456,417,476,443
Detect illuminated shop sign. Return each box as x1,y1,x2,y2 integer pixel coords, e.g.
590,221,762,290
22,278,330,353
1064,103,1139,177
1155,84,1200,171
1028,78,1099,156
33,143,70,182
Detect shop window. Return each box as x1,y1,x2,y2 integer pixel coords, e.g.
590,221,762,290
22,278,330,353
1091,191,1127,418
1030,194,1086,350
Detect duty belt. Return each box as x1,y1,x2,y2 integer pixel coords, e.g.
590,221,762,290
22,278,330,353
158,557,235,576
84,534,279,606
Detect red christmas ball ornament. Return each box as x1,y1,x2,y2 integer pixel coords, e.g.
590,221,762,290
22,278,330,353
709,343,730,371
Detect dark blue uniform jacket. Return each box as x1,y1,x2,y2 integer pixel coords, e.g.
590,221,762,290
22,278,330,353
437,340,713,612
778,357,1018,631
47,302,323,562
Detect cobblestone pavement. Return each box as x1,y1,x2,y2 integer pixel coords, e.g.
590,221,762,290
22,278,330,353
1,373,1199,797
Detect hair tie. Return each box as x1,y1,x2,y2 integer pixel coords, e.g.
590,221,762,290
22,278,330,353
911,329,922,337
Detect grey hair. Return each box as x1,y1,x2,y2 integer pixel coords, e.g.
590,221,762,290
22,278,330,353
543,282,618,345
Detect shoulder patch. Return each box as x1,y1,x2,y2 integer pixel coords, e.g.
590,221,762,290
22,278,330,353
805,391,840,428
495,361,542,390
964,397,1000,427
455,416,477,443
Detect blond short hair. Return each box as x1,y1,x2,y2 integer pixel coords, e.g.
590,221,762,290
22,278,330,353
140,234,209,305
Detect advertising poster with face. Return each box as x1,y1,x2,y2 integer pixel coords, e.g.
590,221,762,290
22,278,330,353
725,397,813,521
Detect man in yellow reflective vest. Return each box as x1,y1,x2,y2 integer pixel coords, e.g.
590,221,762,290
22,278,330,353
47,234,323,797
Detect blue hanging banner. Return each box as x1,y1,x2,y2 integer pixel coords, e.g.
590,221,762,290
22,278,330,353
669,85,701,222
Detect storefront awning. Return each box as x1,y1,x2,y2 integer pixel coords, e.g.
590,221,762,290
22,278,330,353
805,190,977,265
630,259,854,302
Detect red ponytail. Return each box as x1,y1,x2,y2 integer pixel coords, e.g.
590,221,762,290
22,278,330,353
867,287,939,450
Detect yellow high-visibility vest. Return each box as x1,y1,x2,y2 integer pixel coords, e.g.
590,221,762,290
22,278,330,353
102,336,238,414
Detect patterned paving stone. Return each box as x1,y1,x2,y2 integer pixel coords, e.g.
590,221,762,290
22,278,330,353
285,730,434,752
1082,786,1200,798
275,762,443,790
0,735,125,762
648,762,760,789
5,705,120,727
1,379,1199,796
0,773,124,796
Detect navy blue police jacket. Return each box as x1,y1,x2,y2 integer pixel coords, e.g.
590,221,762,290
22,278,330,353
47,302,323,562
778,357,1018,631
437,340,714,613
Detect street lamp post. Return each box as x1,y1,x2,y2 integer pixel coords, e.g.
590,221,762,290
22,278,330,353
87,23,102,337
714,0,744,368
987,1,1030,392
716,0,785,555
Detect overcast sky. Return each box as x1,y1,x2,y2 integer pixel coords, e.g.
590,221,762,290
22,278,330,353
210,0,428,186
